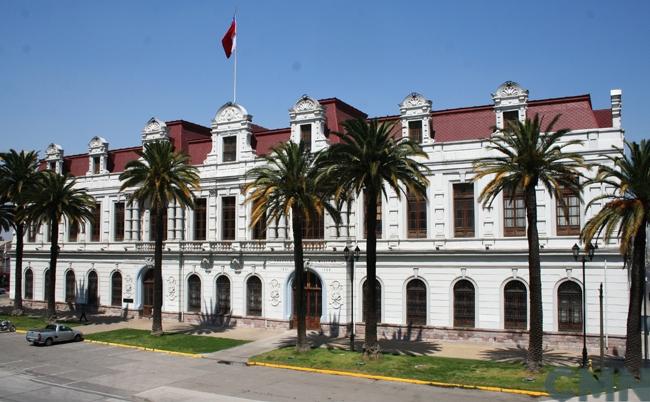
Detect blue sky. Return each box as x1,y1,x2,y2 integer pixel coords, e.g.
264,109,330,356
1,0,648,156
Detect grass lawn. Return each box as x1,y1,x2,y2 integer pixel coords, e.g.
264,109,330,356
85,329,249,354
0,314,83,331
251,347,588,395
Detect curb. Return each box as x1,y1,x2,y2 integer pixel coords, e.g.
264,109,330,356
15,329,26,334
83,339,203,359
247,361,550,398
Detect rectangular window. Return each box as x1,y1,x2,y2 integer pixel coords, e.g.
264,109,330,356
300,124,312,152
453,183,475,237
223,136,237,162
302,209,324,239
407,190,427,238
92,156,100,174
503,111,519,129
556,189,580,236
408,120,422,143
68,221,79,242
91,203,101,242
114,202,125,241
194,198,207,241
364,196,382,239
48,161,55,171
251,199,267,240
27,224,37,243
222,197,236,240
149,208,168,241
504,190,526,237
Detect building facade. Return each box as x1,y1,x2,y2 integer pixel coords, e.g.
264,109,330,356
11,82,628,352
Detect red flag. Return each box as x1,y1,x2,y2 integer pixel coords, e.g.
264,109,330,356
222,17,237,58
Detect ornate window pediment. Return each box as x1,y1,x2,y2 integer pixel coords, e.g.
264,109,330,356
399,92,432,144
206,102,254,164
141,117,169,144
492,81,529,131
45,143,64,174
88,136,108,154
87,136,109,175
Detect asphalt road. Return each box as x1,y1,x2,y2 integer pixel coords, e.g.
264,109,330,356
0,331,531,402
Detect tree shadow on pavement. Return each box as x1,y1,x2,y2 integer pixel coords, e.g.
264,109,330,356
480,345,625,368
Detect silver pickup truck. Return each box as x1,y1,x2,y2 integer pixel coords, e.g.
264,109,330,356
26,324,83,346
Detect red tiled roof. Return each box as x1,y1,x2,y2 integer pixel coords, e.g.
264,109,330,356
593,109,613,128
431,105,494,142
55,92,614,167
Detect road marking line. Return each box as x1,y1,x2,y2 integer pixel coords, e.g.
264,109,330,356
29,376,130,401
247,361,550,398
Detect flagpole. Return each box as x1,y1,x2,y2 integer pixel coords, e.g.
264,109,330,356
233,11,238,104
233,42,237,104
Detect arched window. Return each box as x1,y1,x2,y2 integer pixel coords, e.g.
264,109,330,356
453,279,475,328
558,281,582,332
216,276,231,315
44,269,51,301
24,268,33,299
247,276,262,317
65,270,76,302
406,279,427,326
188,274,201,312
87,271,98,306
362,279,382,323
111,272,122,306
504,280,527,329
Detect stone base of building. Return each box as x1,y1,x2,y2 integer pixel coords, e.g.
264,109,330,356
9,301,626,356
353,323,626,356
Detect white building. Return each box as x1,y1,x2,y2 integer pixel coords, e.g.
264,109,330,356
12,82,628,353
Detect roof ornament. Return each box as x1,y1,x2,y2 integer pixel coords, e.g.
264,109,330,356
141,117,169,144
492,81,528,101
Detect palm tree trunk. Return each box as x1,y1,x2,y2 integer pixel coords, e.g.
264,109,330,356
47,216,59,320
152,206,164,336
12,222,24,314
364,189,380,359
624,219,647,378
524,186,544,371
291,206,309,352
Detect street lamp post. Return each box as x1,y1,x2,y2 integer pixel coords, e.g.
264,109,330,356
344,245,360,352
572,243,596,368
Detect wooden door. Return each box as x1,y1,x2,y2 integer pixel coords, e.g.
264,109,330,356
143,269,154,317
292,271,322,330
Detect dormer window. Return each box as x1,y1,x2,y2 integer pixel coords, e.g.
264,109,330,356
223,136,237,162
408,121,423,143
503,111,519,129
92,156,100,174
48,161,55,171
300,124,312,151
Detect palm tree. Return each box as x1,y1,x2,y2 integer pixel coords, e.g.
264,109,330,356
581,140,650,378
324,119,429,358
119,140,200,335
25,171,94,319
244,141,339,352
0,199,14,232
473,115,585,371
0,150,40,314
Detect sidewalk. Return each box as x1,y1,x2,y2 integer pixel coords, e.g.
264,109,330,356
73,314,617,367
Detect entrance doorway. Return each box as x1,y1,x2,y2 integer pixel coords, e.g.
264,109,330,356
142,269,154,317
292,271,322,330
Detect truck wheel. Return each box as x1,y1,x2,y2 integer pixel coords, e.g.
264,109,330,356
74,334,82,342
45,338,53,346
